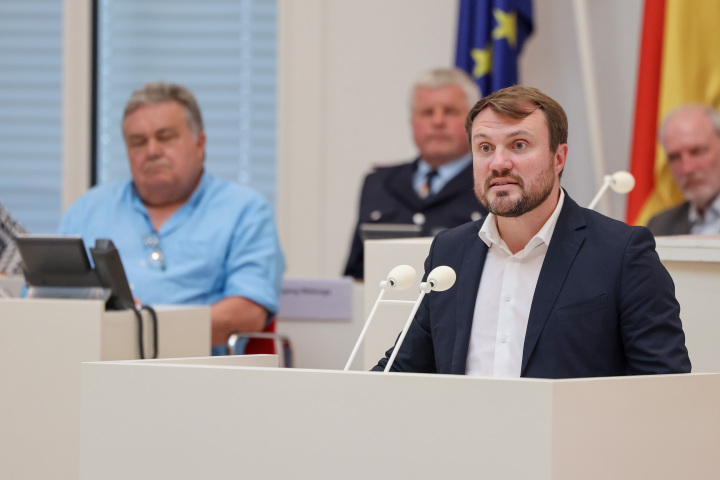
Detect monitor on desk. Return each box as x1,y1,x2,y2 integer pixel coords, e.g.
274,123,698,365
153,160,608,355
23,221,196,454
16,235,98,287
15,235,134,310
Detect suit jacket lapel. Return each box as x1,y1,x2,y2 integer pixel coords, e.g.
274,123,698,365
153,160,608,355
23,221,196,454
450,225,488,374
675,203,691,234
521,195,586,375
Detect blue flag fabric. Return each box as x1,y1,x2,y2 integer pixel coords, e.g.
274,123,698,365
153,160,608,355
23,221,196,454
455,0,534,97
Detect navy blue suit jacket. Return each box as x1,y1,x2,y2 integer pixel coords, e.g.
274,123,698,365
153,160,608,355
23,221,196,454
373,193,691,378
344,159,485,280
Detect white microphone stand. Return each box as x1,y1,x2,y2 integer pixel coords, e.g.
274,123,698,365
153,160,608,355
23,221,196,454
343,265,417,371
587,171,636,211
383,266,456,373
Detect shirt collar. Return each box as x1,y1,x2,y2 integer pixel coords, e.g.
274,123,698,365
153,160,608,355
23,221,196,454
688,194,720,225
417,153,472,181
478,189,566,256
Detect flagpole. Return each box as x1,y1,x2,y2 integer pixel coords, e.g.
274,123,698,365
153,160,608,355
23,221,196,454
572,0,611,215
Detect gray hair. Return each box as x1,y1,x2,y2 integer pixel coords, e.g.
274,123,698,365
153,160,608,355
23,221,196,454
411,68,480,110
123,82,204,137
658,104,720,142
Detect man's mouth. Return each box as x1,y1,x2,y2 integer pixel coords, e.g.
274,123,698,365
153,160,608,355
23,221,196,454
490,179,519,188
142,158,172,174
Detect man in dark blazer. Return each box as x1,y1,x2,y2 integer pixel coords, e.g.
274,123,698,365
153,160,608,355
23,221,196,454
647,202,691,236
374,86,691,378
344,68,487,280
647,105,720,236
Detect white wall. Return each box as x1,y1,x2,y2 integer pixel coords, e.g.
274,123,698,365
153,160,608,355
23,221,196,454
62,0,644,278
277,0,644,277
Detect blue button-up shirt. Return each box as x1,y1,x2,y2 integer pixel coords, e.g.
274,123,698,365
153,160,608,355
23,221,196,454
58,172,285,317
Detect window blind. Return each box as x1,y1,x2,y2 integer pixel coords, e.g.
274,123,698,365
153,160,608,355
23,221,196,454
95,0,278,207
0,0,62,233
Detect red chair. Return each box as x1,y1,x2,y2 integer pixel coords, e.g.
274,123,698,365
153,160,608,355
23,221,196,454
226,318,293,367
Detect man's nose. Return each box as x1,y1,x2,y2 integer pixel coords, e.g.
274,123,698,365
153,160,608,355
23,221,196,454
489,147,512,171
430,109,447,125
676,153,696,176
146,138,162,157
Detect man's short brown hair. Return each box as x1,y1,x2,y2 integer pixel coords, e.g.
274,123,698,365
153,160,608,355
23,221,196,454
465,85,568,153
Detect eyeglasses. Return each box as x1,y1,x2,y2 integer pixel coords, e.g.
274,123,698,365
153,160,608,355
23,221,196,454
142,233,166,271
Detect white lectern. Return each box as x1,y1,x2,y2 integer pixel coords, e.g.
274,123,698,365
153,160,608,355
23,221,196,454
0,298,210,480
79,359,719,479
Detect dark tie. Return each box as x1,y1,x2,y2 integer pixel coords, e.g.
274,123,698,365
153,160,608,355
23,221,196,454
419,169,438,199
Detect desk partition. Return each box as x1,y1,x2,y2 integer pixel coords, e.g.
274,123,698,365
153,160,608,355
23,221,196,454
0,299,210,480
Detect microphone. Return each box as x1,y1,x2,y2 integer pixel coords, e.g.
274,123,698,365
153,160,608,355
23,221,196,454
386,264,416,289
426,265,456,292
587,171,636,211
343,265,417,371
383,265,457,373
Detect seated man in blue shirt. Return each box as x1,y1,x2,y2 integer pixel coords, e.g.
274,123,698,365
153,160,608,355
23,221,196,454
59,82,285,355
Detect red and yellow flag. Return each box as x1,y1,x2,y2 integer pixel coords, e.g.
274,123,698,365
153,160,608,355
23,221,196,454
627,0,720,225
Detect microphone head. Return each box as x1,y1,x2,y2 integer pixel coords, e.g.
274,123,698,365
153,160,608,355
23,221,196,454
609,171,635,194
427,266,456,292
386,265,416,290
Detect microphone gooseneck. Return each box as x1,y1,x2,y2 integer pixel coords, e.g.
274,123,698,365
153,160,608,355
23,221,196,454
587,170,635,211
383,265,457,372
343,265,416,371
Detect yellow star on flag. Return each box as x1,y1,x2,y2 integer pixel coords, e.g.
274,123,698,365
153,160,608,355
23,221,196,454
492,8,517,48
470,45,492,78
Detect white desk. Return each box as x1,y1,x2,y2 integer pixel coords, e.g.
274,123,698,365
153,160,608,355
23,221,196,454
79,358,720,479
655,235,720,372
0,299,210,480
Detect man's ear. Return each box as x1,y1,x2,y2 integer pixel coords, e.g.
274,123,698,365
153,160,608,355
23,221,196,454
554,143,568,175
196,131,207,161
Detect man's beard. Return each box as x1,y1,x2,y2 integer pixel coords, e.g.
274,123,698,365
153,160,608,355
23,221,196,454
475,163,555,218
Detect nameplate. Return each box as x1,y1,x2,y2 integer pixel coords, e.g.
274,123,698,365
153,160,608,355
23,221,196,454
278,277,353,321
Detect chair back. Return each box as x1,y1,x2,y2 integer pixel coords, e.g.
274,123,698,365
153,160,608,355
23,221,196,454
244,318,277,355
226,318,293,367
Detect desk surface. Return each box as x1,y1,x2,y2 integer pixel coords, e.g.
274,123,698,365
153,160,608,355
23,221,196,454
655,234,720,262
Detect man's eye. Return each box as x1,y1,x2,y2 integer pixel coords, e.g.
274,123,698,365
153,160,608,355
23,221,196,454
158,133,176,142
691,146,708,157
479,144,491,153
514,141,527,150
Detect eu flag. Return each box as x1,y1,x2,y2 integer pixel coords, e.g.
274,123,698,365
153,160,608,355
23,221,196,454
455,0,534,96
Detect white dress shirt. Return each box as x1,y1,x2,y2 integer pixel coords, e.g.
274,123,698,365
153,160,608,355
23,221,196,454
466,190,565,377
689,195,720,234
